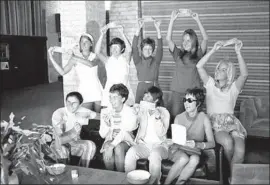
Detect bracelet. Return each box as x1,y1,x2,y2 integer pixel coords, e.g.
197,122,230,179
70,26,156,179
202,142,206,149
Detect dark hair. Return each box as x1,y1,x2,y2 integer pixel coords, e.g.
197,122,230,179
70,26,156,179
180,29,199,60
109,37,126,53
109,83,129,103
79,35,93,53
146,86,164,107
140,37,155,52
185,87,205,111
66,91,83,104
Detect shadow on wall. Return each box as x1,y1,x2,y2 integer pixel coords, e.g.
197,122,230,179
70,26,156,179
86,20,107,88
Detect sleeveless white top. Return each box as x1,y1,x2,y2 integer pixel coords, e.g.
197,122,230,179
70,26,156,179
102,55,135,107
73,47,103,102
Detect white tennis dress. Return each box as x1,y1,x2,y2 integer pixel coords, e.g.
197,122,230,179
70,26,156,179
72,47,103,103
102,55,135,107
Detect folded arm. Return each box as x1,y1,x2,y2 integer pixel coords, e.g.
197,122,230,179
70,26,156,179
154,108,170,137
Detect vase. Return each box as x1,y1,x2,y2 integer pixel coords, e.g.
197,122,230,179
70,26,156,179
8,172,19,184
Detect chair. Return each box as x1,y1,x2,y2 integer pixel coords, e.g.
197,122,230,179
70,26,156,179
239,96,269,138
136,144,224,184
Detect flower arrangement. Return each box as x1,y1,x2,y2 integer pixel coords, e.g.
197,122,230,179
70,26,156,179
0,113,65,184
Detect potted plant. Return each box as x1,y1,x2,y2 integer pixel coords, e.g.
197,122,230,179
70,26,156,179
0,113,63,184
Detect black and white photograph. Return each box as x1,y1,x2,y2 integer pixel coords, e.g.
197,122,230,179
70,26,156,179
0,1,269,184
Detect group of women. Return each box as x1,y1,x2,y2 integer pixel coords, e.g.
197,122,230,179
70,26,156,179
48,9,248,184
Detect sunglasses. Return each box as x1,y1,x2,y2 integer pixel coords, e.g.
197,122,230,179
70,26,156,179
183,98,197,103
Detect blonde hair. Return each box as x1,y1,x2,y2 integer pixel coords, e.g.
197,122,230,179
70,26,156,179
214,59,236,91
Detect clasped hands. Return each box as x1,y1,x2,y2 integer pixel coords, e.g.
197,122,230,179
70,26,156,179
101,22,124,35
213,38,243,53
137,17,161,30
170,9,199,21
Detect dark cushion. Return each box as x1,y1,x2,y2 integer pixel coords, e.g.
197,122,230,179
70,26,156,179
136,158,207,179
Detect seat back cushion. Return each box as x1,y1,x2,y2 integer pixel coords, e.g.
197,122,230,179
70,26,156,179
254,96,269,119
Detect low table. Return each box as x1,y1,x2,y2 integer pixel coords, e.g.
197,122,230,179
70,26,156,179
20,165,128,184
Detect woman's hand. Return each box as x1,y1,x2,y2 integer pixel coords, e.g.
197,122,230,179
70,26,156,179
170,10,179,21
133,104,140,115
154,19,161,30
101,25,108,35
213,41,224,51
169,143,180,152
48,47,55,57
137,19,144,29
117,25,124,35
191,12,200,21
102,113,111,127
104,144,114,160
235,39,243,54
154,108,162,120
185,140,196,148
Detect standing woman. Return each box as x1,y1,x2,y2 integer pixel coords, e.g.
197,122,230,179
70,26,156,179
48,33,103,113
166,10,208,121
196,39,248,167
132,18,163,103
95,24,135,108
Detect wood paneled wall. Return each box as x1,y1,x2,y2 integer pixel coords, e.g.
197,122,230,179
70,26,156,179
141,1,269,117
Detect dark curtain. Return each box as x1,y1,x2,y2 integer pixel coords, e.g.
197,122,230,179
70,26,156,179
0,0,45,36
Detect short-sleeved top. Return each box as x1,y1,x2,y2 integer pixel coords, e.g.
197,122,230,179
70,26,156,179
169,45,203,93
174,111,207,142
204,76,240,115
132,36,163,82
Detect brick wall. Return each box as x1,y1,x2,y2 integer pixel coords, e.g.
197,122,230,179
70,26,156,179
109,1,139,96
44,1,139,101
42,1,61,83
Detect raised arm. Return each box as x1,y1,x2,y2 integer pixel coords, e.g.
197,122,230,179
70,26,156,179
154,19,163,63
196,41,224,84
95,26,108,64
118,25,132,63
48,47,75,76
132,19,144,65
234,40,248,91
166,10,179,52
191,12,208,54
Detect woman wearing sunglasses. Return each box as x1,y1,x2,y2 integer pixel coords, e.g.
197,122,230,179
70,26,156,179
164,87,215,184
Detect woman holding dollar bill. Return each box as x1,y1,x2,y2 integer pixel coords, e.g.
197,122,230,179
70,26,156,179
48,33,103,113
166,9,208,122
132,17,163,103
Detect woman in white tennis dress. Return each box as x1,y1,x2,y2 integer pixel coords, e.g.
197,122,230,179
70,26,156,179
95,23,135,107
48,33,103,113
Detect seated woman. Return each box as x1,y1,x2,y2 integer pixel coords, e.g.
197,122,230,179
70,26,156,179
125,86,170,184
196,39,248,168
164,87,215,184
99,83,137,172
51,91,97,167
